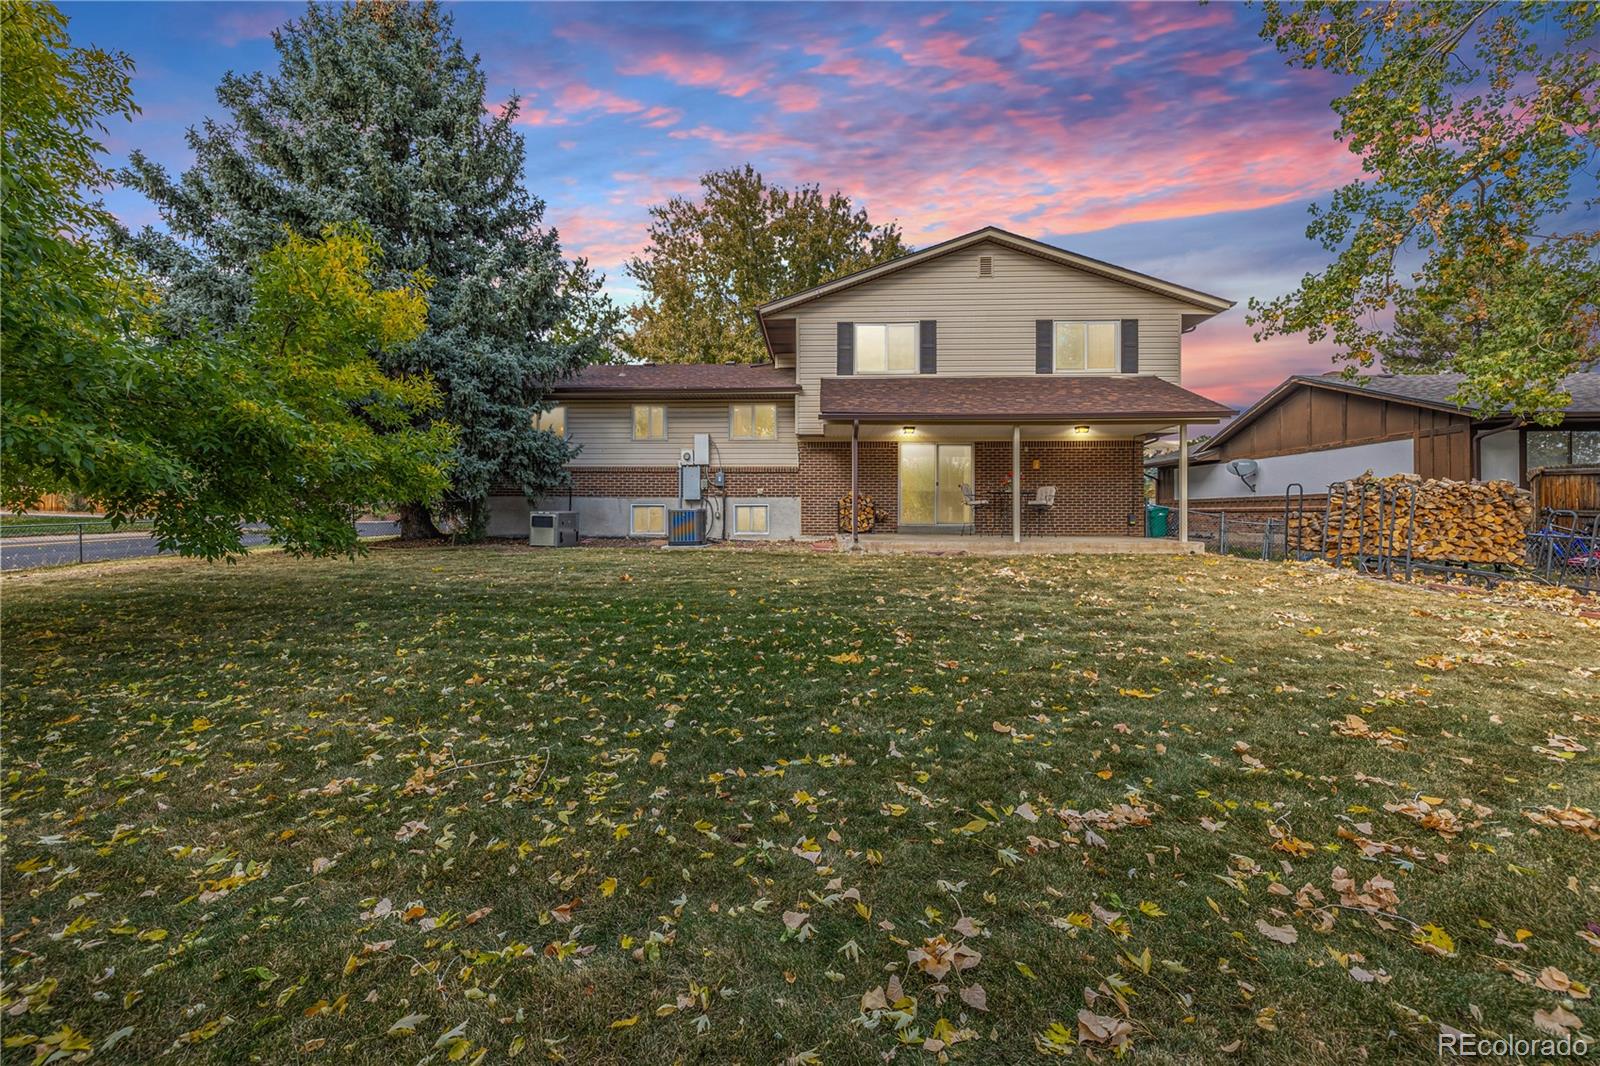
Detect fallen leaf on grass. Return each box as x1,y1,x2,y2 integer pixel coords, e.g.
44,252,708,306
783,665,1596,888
1413,923,1456,958
1256,919,1298,945
1077,1008,1132,1050
1533,1005,1584,1037
1524,805,1600,840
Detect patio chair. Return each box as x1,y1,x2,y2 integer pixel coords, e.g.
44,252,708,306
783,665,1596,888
960,484,989,536
1025,485,1055,536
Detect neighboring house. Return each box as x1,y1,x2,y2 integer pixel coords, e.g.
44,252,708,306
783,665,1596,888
489,226,1235,541
1150,371,1600,516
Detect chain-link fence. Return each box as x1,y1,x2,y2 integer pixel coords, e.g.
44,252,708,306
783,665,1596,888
1168,510,1285,561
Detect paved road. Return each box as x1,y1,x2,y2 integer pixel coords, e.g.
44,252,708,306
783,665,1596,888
0,522,400,571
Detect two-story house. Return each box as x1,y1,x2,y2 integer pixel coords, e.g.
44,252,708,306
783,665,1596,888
489,227,1233,544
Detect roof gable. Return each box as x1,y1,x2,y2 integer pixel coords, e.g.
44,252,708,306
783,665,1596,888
1192,371,1600,459
756,226,1234,319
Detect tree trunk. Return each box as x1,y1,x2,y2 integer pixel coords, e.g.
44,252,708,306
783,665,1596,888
397,502,442,540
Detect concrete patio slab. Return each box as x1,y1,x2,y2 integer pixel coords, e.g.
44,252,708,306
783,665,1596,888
838,534,1203,555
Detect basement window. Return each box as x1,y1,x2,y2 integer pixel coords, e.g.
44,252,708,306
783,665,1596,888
630,505,666,536
733,504,770,536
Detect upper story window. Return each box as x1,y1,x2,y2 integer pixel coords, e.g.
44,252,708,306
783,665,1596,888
855,323,918,374
729,403,777,440
533,404,566,437
632,404,666,440
1053,321,1120,373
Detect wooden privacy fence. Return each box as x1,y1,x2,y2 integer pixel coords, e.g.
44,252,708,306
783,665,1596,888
1530,466,1600,516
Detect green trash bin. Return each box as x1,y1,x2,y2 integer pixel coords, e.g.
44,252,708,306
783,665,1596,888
1145,503,1170,538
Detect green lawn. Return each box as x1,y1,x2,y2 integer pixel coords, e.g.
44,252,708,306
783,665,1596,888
2,546,1597,1064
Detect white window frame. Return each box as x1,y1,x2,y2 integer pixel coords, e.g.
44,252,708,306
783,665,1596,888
632,404,667,440
533,404,566,437
854,322,920,375
732,504,770,537
729,403,778,440
1052,320,1121,374
629,504,666,536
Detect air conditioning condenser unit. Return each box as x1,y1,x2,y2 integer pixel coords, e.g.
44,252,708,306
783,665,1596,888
530,510,579,547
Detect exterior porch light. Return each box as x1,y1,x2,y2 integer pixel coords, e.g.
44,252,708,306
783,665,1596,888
902,425,916,436
1073,425,1090,435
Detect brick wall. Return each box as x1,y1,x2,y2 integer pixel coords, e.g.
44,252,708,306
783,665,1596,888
799,442,901,535
799,439,1146,537
974,440,1145,536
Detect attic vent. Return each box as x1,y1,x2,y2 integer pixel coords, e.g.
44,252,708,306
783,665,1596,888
977,255,993,277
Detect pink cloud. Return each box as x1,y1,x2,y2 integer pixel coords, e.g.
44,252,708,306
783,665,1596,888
555,209,644,271
617,49,768,99
1175,49,1253,78
667,124,808,154
875,28,1046,96
498,74,681,130
1181,318,1340,408
206,5,293,46
774,84,822,113
1124,1,1235,42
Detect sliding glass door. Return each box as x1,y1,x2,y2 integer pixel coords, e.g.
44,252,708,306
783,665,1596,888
900,444,973,530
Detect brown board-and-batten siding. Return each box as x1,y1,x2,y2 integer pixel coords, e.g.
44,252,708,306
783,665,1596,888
1204,383,1473,481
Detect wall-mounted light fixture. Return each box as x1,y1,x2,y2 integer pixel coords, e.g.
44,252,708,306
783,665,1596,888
1073,425,1091,436
902,425,916,436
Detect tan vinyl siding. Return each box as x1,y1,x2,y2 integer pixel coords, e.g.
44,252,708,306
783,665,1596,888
566,400,797,466
791,240,1211,435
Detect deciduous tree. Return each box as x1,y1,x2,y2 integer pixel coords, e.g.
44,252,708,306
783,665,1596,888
1249,2,1599,422
121,1,615,538
626,165,910,364
2,4,449,558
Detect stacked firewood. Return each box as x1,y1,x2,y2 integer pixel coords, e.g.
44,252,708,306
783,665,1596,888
838,493,878,533
1289,474,1534,564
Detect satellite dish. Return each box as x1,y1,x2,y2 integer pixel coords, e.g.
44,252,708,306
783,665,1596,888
1226,459,1259,492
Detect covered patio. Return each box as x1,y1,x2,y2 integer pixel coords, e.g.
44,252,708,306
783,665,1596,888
819,375,1232,548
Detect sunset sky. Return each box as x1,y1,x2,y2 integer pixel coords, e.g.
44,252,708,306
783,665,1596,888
65,0,1372,408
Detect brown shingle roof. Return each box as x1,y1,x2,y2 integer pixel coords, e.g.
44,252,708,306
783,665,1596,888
1337,372,1600,416
819,375,1233,422
552,363,799,397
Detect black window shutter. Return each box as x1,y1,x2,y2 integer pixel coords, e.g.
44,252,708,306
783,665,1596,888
919,320,936,374
1120,319,1139,373
1035,320,1053,374
836,322,854,375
